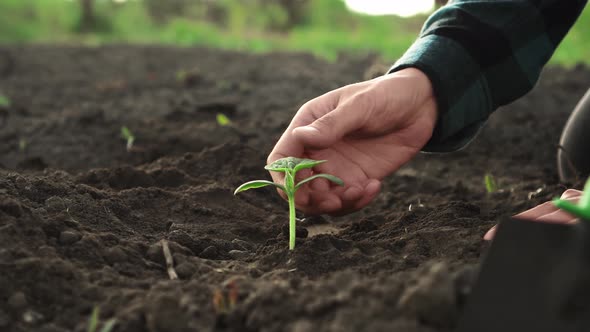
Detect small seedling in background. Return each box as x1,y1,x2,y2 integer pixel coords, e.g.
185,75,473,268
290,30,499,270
18,138,27,153
234,157,343,250
553,177,590,220
87,307,116,332
176,68,201,87
176,70,187,82
216,80,231,90
212,281,239,314
237,81,251,93
212,289,227,314
216,113,231,126
120,126,135,152
484,173,497,193
0,95,10,108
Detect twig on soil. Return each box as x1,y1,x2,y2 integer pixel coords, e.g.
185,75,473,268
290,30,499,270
161,239,178,280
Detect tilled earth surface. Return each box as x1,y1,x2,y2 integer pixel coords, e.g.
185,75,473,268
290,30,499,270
0,45,588,332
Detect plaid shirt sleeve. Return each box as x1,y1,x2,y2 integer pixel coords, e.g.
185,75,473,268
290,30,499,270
389,0,587,152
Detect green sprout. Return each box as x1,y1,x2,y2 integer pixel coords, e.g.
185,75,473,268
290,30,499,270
87,307,116,332
484,173,497,193
553,177,590,220
176,70,187,82
18,138,27,152
216,113,231,126
0,95,10,108
176,68,201,86
234,157,343,250
120,126,135,151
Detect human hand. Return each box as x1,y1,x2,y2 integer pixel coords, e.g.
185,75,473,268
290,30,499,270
267,68,438,215
483,189,582,240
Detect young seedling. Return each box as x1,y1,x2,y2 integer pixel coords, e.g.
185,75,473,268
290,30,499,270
176,68,201,87
176,70,187,82
553,177,590,220
484,173,497,193
87,307,116,332
216,113,231,127
120,126,135,152
234,157,343,250
18,138,27,153
212,281,239,315
0,95,10,108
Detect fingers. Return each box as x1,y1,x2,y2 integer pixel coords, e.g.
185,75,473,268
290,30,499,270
297,179,381,216
292,100,369,149
354,179,381,211
513,201,559,220
482,226,497,241
534,210,578,223
483,188,582,241
561,189,582,200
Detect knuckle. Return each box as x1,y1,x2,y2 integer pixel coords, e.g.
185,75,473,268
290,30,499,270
314,113,337,128
351,91,375,111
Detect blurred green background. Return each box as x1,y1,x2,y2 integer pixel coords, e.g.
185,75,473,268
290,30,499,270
0,0,588,65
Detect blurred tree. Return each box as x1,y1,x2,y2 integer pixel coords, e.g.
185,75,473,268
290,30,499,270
270,0,310,30
78,0,95,31
204,1,228,26
144,0,191,24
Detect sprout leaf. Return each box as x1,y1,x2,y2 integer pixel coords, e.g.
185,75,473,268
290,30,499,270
234,180,285,195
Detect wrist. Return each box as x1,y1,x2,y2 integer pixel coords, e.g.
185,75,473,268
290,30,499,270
409,67,439,133
384,67,438,128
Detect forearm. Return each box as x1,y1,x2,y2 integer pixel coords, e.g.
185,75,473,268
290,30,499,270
390,0,588,152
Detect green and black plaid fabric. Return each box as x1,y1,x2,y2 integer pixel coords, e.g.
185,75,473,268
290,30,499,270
389,0,587,152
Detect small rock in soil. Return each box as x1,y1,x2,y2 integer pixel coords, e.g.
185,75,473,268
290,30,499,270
408,201,427,212
175,262,198,279
145,294,193,332
104,246,128,264
22,310,44,325
37,245,57,257
299,215,328,226
167,229,194,249
7,291,27,310
44,196,65,212
146,243,165,265
60,213,80,228
291,319,315,332
397,261,458,328
281,225,308,239
41,219,65,238
58,230,81,245
0,197,22,217
228,250,251,260
231,238,254,251
199,245,219,259
178,67,202,87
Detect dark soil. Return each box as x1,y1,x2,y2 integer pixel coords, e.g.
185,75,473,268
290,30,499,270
0,45,588,332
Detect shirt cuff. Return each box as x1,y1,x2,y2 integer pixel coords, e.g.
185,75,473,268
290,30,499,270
388,34,493,153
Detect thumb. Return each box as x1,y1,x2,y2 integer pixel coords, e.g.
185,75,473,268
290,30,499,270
292,106,364,149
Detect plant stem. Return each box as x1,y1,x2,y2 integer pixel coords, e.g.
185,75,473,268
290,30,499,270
288,193,296,250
